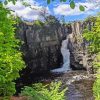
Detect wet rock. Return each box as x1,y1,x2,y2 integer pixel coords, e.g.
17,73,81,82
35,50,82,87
53,71,95,100
16,22,63,73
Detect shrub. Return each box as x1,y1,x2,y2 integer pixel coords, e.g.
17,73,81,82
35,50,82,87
83,16,100,54
93,76,100,100
93,53,100,69
21,81,67,100
93,53,100,100
83,16,100,100
0,3,25,97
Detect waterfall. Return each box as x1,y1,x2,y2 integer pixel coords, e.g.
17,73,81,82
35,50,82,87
51,36,71,73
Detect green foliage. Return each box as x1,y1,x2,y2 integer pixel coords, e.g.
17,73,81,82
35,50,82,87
21,82,67,100
83,15,100,100
93,52,100,100
70,1,75,9
93,53,100,69
93,75,100,100
0,3,25,96
45,15,60,26
34,20,44,27
46,0,85,11
61,0,67,2
79,5,85,11
4,0,17,5
2,0,85,11
22,2,31,7
47,0,51,4
83,16,100,53
85,16,96,23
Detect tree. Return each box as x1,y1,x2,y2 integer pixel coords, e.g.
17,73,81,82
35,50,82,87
0,2,25,97
83,15,100,100
83,15,100,54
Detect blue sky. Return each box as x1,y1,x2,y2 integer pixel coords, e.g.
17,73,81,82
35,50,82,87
6,0,100,22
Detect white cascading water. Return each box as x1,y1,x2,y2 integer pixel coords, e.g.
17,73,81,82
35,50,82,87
51,36,71,73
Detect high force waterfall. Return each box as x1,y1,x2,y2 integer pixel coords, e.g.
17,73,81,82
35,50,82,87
51,36,71,73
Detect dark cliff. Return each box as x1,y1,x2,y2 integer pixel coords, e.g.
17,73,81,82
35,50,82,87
16,19,93,74
16,20,72,74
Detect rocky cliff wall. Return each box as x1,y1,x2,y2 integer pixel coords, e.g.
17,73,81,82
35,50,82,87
16,21,72,74
68,21,94,72
16,21,93,74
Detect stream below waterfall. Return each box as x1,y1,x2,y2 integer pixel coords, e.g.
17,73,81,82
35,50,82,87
16,70,95,100
53,71,95,100
40,71,95,100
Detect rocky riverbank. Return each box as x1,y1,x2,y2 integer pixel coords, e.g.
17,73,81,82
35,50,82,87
15,70,95,100
53,71,95,100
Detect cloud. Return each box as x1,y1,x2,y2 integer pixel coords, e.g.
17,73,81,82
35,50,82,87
6,0,100,21
53,2,99,16
6,0,50,21
87,0,100,3
87,0,100,9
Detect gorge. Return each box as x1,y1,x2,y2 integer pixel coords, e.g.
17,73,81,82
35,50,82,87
16,19,93,74
1,0,100,99
15,18,95,100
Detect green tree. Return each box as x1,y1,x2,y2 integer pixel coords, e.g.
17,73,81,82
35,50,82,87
83,15,100,100
83,16,100,54
0,3,25,97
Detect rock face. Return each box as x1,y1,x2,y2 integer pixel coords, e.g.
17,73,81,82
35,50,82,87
16,20,93,74
16,21,65,73
68,22,83,69
68,22,86,69
53,71,95,100
68,21,94,72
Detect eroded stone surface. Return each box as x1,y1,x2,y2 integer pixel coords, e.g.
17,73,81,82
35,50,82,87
53,71,95,100
16,21,94,73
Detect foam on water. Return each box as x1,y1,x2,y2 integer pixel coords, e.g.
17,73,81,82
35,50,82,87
51,36,71,73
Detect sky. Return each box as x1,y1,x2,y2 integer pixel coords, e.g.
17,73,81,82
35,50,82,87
5,0,100,22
